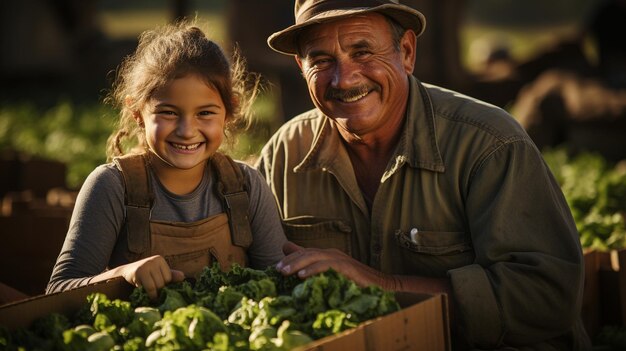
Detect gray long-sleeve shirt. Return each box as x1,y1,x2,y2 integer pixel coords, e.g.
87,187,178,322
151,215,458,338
47,159,286,293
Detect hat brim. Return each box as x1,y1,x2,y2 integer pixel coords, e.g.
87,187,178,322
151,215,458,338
267,4,426,56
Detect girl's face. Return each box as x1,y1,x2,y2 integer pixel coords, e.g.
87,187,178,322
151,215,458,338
139,74,226,172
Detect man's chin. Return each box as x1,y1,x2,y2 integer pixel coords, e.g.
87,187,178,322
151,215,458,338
329,119,370,142
333,113,372,129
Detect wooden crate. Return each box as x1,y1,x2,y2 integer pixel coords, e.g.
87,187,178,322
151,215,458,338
582,249,601,337
598,249,626,327
582,249,626,338
0,214,70,296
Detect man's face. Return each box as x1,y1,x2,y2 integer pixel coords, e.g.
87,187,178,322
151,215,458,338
296,13,416,139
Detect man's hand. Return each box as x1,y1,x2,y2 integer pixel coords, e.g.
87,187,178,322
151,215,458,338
276,241,395,290
277,242,456,322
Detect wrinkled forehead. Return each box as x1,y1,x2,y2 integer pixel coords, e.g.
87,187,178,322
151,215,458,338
297,12,391,55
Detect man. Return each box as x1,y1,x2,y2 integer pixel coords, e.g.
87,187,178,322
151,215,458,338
255,0,590,349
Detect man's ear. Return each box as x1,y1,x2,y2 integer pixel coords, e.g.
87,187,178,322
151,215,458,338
400,29,417,74
295,56,304,71
295,56,309,80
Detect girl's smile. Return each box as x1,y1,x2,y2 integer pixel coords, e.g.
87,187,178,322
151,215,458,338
170,142,203,151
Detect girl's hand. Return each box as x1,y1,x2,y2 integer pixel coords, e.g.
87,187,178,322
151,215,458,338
119,255,185,300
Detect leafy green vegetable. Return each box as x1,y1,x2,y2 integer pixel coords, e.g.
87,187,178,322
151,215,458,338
543,147,626,250
129,286,151,308
121,336,147,351
62,328,91,350
146,305,227,350
2,263,401,350
248,324,278,350
312,310,356,338
32,312,70,343
86,331,116,351
156,287,188,315
263,266,302,295
121,307,161,340
195,264,270,293
273,320,313,350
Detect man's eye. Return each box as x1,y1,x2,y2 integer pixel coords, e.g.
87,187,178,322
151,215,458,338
310,58,332,67
354,51,371,58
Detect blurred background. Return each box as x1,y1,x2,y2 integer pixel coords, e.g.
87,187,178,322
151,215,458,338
2,0,623,186
2,0,624,188
1,0,626,345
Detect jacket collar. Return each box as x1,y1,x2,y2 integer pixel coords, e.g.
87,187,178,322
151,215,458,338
294,75,444,175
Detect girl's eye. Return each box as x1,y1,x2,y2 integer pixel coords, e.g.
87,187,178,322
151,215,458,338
155,110,177,119
198,110,218,118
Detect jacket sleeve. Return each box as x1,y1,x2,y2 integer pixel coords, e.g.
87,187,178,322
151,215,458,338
448,139,584,347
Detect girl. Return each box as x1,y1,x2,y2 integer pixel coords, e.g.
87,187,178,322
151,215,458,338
47,21,287,300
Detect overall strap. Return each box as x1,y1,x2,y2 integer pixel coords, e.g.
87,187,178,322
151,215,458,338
113,153,152,257
211,152,253,248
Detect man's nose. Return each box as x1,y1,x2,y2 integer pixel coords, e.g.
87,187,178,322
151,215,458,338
331,58,360,89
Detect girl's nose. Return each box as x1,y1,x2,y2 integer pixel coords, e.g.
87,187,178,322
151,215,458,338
176,116,197,138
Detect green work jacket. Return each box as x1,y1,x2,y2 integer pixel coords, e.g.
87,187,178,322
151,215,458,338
256,75,590,350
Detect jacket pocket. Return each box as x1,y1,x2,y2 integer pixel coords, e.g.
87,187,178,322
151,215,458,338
395,229,471,255
394,229,474,276
282,216,352,255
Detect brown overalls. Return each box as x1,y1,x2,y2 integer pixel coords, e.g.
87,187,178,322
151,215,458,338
113,152,253,279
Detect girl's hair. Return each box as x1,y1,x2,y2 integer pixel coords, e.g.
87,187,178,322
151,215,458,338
105,20,260,160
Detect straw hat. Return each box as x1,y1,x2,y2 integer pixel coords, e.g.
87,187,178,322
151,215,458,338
267,0,426,55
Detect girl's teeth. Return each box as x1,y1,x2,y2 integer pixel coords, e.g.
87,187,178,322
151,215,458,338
172,143,200,150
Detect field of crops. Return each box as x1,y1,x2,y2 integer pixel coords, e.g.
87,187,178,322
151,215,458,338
543,148,626,251
0,94,276,189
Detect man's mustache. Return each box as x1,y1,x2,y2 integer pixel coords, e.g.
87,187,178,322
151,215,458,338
324,84,379,101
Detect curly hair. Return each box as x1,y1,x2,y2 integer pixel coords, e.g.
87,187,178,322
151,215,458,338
105,20,260,160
